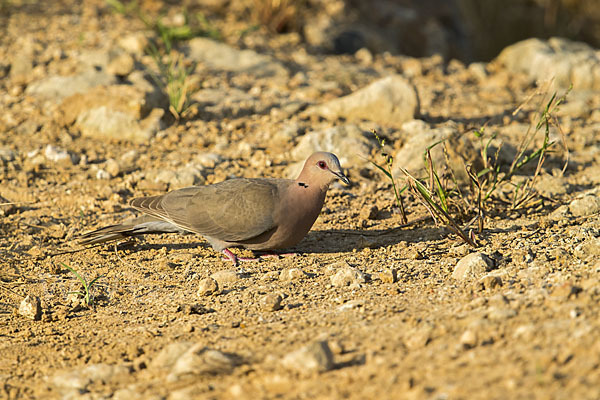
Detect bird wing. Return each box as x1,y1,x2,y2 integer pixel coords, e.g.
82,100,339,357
130,178,285,242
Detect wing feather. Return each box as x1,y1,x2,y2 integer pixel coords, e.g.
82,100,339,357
129,178,286,242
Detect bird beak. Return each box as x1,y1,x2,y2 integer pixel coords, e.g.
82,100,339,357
332,170,350,185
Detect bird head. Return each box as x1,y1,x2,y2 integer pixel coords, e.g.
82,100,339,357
298,152,350,188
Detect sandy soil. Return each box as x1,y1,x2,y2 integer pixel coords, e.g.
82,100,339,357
1,1,600,399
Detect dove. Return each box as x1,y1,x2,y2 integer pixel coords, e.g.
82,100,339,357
79,152,349,266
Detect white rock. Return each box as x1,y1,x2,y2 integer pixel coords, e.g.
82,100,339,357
26,69,116,100
497,37,600,90
117,33,149,55
168,344,238,381
452,252,494,280
44,144,75,164
0,147,16,162
290,124,374,167
281,341,334,375
18,295,41,320
186,38,287,78
151,342,194,369
76,106,164,143
260,293,283,311
210,270,241,286
307,75,418,127
330,263,366,287
569,195,600,217
279,268,308,281
197,277,219,296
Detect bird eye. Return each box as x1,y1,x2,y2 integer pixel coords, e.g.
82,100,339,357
317,161,327,169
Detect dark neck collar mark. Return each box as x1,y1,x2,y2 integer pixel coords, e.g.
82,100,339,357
298,182,309,188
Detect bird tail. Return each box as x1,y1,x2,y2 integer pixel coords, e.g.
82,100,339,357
78,215,185,246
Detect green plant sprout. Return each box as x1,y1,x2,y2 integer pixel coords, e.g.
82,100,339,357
105,0,220,118
369,129,408,224
61,262,103,307
372,84,569,247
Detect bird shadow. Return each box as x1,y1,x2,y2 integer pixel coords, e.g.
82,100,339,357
293,224,445,254
102,219,461,257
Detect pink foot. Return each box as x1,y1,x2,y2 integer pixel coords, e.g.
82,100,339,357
221,249,259,267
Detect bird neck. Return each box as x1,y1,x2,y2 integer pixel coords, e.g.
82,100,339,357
296,169,331,192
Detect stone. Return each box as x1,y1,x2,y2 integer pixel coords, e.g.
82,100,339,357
281,341,334,375
534,174,568,197
487,307,517,321
107,51,135,76
58,84,166,141
117,33,148,55
151,342,194,370
260,293,283,311
307,75,418,127
26,69,116,101
497,37,600,90
279,268,308,281
452,253,494,280
405,326,433,349
460,329,478,349
0,147,16,163
392,119,480,179
192,88,259,118
78,106,164,143
51,364,129,391
377,268,397,283
569,194,600,217
104,158,121,178
185,38,287,78
168,344,239,381
551,282,582,299
474,274,503,291
10,36,35,82
330,263,366,287
59,85,168,125
290,124,374,167
197,277,219,296
18,295,41,320
575,238,600,261
210,270,241,286
44,144,77,165
360,205,379,221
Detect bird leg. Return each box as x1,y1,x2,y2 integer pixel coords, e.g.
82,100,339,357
221,249,259,267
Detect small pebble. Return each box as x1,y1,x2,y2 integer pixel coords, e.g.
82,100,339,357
260,293,283,312
104,158,121,177
330,262,366,287
360,205,379,220
168,344,239,381
281,341,334,375
279,268,307,281
210,270,240,286
452,252,494,280
197,277,219,296
474,275,502,291
460,329,478,349
377,268,397,283
18,295,42,321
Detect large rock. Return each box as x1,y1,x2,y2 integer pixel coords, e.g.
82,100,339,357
26,69,116,101
497,37,600,89
290,124,375,167
185,38,287,77
307,75,418,127
392,120,480,179
58,85,166,142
